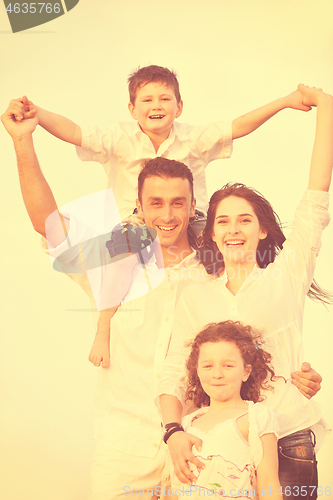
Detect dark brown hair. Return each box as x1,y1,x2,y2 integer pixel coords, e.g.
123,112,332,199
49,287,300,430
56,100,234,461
186,321,277,407
137,157,194,204
128,65,181,104
203,182,332,304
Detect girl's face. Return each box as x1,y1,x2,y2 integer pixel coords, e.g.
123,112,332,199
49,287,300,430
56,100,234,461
212,196,267,267
197,341,251,406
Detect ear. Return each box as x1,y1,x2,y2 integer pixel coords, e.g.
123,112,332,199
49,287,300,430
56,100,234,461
259,228,267,240
175,100,183,119
189,197,196,218
128,101,137,120
243,365,252,382
136,198,143,219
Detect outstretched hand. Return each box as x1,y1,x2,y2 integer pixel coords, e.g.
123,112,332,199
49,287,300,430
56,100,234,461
1,97,38,139
291,362,322,399
297,84,331,108
286,88,312,112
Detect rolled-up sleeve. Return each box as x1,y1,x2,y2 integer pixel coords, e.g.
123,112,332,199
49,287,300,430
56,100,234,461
191,120,233,164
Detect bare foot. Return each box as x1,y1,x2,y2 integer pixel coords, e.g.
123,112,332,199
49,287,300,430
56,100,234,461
89,331,110,368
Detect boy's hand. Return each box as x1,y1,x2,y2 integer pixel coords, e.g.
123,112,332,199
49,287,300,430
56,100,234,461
22,95,36,119
297,84,332,108
291,362,322,399
1,99,38,140
285,89,312,112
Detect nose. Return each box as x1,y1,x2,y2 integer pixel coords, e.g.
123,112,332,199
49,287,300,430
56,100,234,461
212,366,224,379
228,220,239,234
161,204,174,222
152,99,162,110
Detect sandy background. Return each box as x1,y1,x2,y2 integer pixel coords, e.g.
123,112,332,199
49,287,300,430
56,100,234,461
0,1,332,498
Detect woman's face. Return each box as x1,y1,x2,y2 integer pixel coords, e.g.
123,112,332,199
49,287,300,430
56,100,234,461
212,196,267,267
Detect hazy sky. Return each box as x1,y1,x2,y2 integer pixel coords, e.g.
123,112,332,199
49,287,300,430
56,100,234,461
1,1,333,498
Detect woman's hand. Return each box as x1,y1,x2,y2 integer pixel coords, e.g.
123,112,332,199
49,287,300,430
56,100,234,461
291,362,322,399
167,431,204,484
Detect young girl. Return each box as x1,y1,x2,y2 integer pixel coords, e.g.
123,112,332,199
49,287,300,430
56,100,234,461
159,85,332,497
169,321,281,500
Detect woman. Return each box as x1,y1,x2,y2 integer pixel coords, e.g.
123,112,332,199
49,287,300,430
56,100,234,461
158,85,332,500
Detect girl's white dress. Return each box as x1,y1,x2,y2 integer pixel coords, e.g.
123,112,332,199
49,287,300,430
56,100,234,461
170,402,279,499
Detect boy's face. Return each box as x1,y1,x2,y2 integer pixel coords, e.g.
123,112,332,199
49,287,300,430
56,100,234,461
128,82,183,139
136,175,195,253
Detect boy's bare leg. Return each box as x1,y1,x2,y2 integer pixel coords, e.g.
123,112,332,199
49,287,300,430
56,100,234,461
89,252,142,368
89,307,118,368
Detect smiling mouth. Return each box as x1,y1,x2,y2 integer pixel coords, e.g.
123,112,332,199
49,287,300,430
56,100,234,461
225,240,245,247
149,115,165,119
157,225,177,232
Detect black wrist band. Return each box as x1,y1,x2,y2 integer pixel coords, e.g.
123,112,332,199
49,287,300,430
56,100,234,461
164,422,182,431
164,424,184,444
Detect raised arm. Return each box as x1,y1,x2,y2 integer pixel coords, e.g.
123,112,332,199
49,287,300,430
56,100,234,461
232,87,312,140
1,100,69,246
298,85,333,191
21,96,82,146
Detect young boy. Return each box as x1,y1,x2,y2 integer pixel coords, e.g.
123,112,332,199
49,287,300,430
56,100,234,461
15,65,311,369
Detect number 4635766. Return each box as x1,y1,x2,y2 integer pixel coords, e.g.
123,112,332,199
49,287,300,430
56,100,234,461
6,3,61,14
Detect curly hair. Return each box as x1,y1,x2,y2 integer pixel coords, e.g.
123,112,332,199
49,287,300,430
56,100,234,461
202,182,332,304
185,321,278,408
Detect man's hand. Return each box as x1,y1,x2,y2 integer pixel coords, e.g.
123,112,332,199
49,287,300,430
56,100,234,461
167,431,204,484
1,98,38,140
285,88,313,112
291,362,322,399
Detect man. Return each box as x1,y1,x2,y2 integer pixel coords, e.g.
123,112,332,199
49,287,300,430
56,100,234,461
1,101,322,500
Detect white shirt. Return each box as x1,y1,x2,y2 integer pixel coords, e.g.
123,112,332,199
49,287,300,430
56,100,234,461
76,120,233,219
158,190,330,447
171,403,279,499
46,212,211,457
93,253,211,458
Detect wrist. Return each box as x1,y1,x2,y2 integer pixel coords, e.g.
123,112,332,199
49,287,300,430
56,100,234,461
316,92,333,108
162,422,184,444
13,132,34,144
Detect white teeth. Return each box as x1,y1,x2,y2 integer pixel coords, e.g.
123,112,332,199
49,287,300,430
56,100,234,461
157,225,176,231
149,115,164,119
226,241,244,246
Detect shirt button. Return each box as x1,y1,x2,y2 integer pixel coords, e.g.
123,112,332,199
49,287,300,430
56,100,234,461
165,318,169,322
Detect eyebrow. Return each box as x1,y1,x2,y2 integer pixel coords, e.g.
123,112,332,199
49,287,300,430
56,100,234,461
139,93,172,99
147,196,187,203
215,213,254,219
199,358,236,363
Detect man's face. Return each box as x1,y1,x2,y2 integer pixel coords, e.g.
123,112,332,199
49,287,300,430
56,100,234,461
128,82,183,139
136,176,195,253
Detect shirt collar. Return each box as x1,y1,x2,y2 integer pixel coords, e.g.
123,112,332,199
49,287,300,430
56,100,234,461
127,121,181,141
145,249,199,270
217,264,262,285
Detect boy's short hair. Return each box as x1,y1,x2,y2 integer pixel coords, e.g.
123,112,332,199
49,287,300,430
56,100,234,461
138,157,193,204
128,65,181,104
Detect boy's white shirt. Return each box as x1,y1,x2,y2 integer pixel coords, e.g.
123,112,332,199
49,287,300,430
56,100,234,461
76,120,233,219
